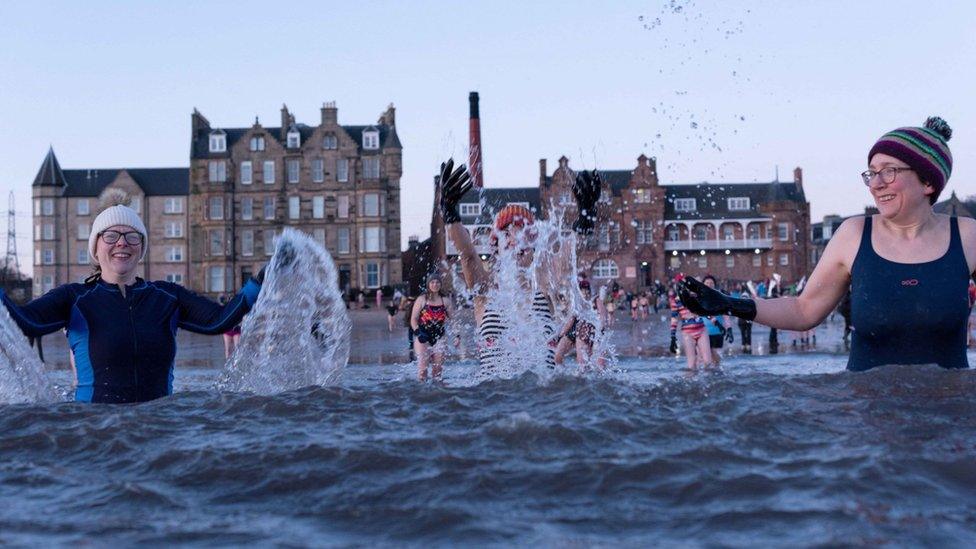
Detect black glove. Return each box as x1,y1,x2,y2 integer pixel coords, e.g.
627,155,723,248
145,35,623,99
439,159,472,224
725,327,734,344
669,334,677,354
679,277,757,321
572,170,602,234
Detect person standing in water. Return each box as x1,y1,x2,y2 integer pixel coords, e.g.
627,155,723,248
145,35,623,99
438,159,601,373
410,274,450,382
1,197,263,403
669,274,713,370
733,284,753,354
681,117,975,371
701,275,732,366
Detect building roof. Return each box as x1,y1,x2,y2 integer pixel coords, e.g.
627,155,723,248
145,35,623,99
61,168,189,197
457,186,543,225
32,148,67,187
662,182,806,220
934,191,974,218
191,124,398,159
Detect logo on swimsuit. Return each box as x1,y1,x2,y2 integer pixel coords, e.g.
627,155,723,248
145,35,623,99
900,279,919,286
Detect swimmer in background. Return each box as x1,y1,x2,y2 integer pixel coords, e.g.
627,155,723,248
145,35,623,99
411,274,450,382
702,275,732,366
553,279,608,369
669,274,713,370
386,300,399,332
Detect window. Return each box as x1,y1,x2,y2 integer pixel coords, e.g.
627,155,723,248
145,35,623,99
76,223,89,240
363,157,380,179
76,199,90,216
287,130,301,149
722,225,735,240
165,273,183,284
312,196,324,219
323,134,338,149
726,255,734,267
209,160,227,183
209,197,224,220
780,253,790,266
249,136,265,152
263,197,276,220
209,131,226,152
460,203,481,217
667,225,680,241
365,263,380,287
165,221,183,238
164,197,184,214
43,224,54,240
289,196,300,219
362,193,381,217
752,254,761,267
728,197,750,211
778,222,790,241
591,259,619,278
33,248,39,265
241,197,253,220
312,158,324,182
767,254,774,266
130,197,141,214
210,229,224,256
42,275,54,294
240,161,253,185
264,230,275,256
698,256,707,268
635,220,653,244
208,266,225,293
633,188,651,203
166,246,184,262
363,130,379,150
674,198,696,212
359,226,385,253
77,248,89,264
263,160,276,184
670,256,681,269
42,249,54,265
337,195,349,218
313,228,325,247
337,158,349,182
41,199,54,216
337,227,350,254
287,159,300,183
748,224,761,240
598,225,610,251
693,225,708,240
242,230,254,256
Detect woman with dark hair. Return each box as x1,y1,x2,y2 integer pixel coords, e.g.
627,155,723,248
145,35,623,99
410,274,450,382
681,117,975,371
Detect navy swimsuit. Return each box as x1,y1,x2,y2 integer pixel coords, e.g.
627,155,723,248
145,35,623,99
2,278,260,403
849,216,970,371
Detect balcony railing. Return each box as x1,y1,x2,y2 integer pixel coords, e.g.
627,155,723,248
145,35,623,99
664,238,773,251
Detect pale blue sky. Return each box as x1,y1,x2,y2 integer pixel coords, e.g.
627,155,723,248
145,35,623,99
2,1,974,275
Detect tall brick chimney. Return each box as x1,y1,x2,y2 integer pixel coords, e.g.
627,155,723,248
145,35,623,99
539,158,548,186
794,166,803,193
321,101,338,126
469,92,483,188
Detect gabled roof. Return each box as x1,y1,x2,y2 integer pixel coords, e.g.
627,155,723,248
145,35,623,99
457,186,543,225
61,168,189,197
934,191,974,218
33,148,67,187
662,182,806,220
191,124,395,159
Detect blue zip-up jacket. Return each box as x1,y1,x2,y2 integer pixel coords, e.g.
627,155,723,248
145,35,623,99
1,278,261,403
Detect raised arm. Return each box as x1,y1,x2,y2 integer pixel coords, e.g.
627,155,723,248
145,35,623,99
440,159,490,291
175,277,261,335
1,285,74,338
538,170,603,294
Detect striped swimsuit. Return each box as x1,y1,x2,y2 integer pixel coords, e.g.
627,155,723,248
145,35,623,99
670,294,705,338
479,290,555,371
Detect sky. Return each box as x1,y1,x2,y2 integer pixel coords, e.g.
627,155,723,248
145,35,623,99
2,0,974,277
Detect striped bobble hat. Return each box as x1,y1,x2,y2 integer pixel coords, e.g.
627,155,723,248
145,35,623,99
494,204,536,231
868,117,953,204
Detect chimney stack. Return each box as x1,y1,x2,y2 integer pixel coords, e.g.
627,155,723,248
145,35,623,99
794,166,803,193
539,158,547,185
469,92,483,188
321,101,338,126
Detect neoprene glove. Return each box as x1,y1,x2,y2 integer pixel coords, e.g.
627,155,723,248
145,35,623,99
669,334,677,354
725,327,734,344
572,170,602,234
679,277,757,321
439,159,473,224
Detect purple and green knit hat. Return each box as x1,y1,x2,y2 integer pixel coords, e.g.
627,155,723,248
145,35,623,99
868,117,953,204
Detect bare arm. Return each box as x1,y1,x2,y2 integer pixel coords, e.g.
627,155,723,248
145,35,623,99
753,218,860,330
410,296,425,331
447,222,490,291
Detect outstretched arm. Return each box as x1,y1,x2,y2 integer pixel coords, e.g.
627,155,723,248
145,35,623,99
1,285,74,338
439,159,489,290
176,278,261,335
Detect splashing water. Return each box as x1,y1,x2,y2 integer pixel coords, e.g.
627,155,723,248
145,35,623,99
216,229,350,394
0,302,57,404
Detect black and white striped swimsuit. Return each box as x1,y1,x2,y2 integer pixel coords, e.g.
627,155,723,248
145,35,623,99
479,290,555,370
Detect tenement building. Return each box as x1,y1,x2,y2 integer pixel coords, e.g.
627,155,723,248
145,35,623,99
31,148,189,296
31,102,403,298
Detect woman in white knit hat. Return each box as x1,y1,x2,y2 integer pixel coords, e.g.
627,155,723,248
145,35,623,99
1,198,264,403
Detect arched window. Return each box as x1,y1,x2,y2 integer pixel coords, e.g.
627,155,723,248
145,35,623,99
591,259,619,278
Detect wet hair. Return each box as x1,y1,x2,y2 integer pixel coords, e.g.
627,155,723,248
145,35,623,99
703,274,717,285
425,273,444,300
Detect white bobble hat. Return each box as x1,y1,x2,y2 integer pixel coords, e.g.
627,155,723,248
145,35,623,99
88,205,148,262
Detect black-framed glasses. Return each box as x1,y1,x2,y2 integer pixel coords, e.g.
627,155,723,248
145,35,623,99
100,230,144,246
860,166,913,186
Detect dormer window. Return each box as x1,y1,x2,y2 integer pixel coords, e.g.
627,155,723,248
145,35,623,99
362,129,379,150
209,131,226,153
322,134,338,150
727,197,750,211
287,129,301,149
674,198,697,212
249,136,265,151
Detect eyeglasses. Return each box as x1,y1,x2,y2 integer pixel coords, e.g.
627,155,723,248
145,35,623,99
100,230,144,246
860,166,913,186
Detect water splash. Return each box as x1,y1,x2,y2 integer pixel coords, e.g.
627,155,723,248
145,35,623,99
217,229,350,394
0,302,57,404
